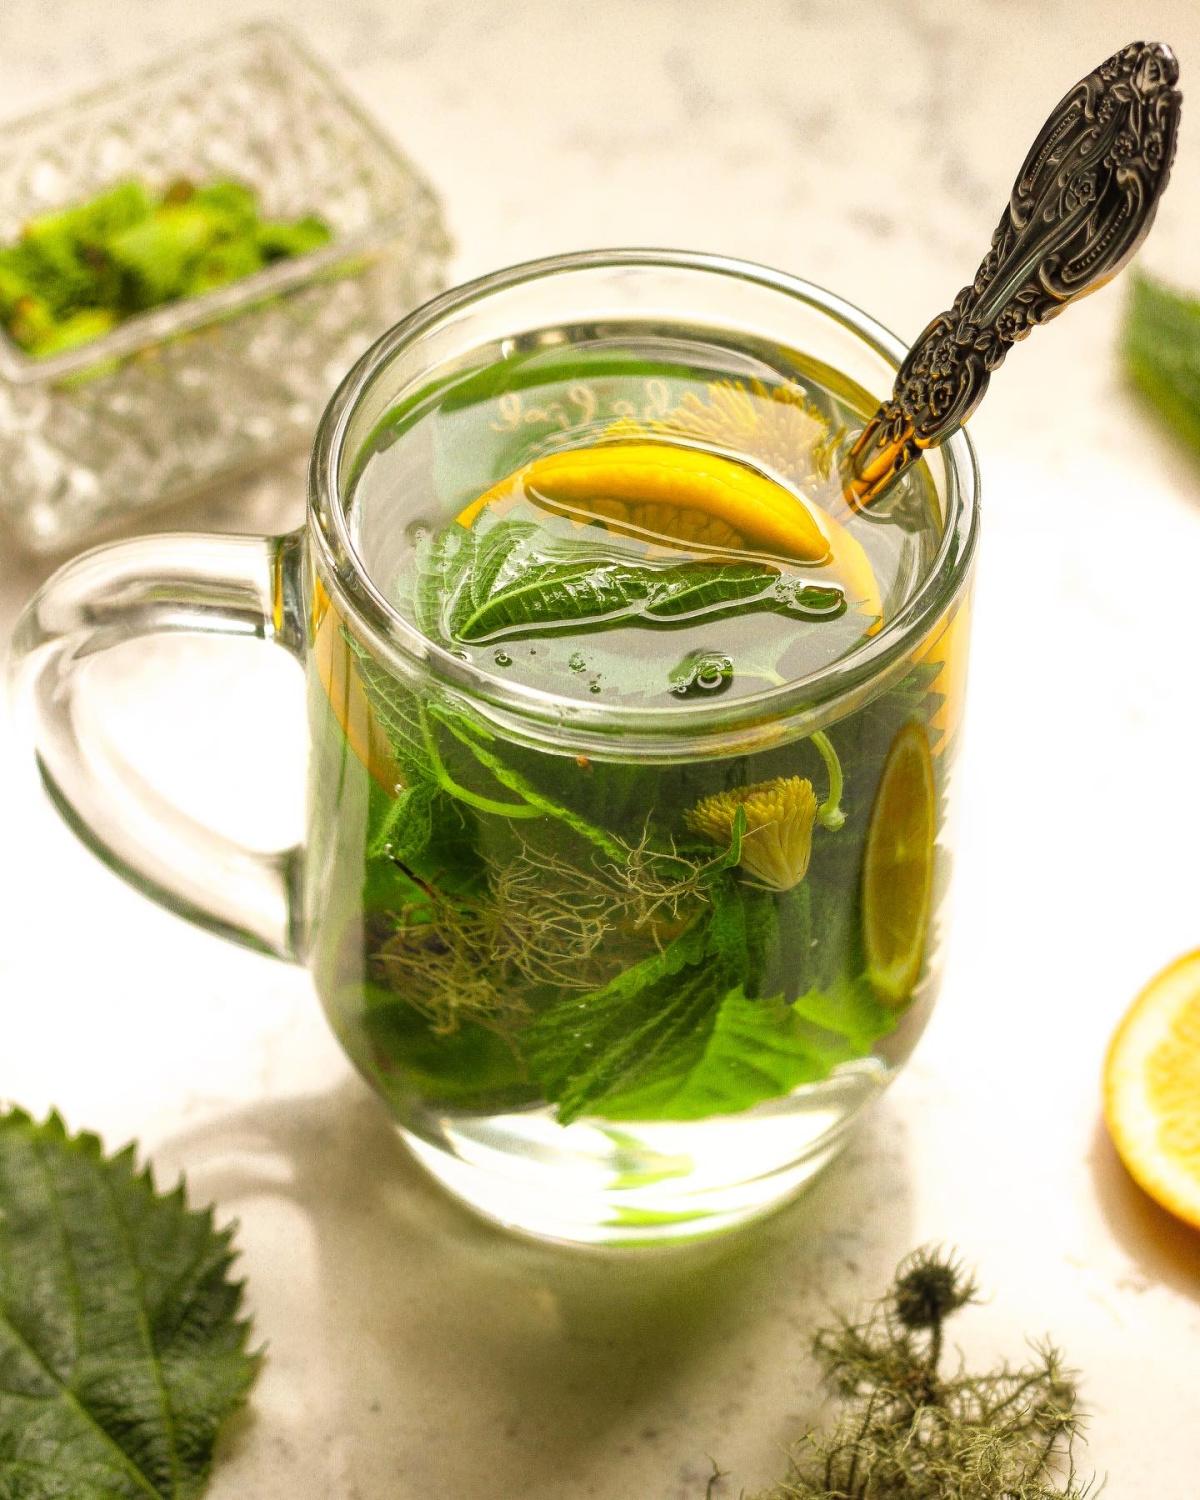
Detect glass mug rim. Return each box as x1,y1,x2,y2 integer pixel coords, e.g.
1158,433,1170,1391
311,248,979,753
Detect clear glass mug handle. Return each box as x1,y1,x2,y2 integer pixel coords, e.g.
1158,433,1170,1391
8,530,307,960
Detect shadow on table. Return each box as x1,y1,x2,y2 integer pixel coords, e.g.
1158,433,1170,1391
1088,1114,1200,1304
154,1075,915,1500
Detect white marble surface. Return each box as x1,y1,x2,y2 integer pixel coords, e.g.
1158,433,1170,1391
3,1,1200,1495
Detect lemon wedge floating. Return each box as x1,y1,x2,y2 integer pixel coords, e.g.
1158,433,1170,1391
1105,950,1200,1231
454,441,883,630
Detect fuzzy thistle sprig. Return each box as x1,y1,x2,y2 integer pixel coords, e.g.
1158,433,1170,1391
751,1248,1095,1500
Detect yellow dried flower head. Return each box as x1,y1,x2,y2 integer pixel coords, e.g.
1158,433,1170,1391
686,775,818,891
653,379,837,497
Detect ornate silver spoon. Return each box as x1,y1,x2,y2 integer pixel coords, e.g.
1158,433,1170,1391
844,40,1183,509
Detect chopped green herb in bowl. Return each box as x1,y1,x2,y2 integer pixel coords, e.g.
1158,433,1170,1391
0,175,333,359
0,21,450,554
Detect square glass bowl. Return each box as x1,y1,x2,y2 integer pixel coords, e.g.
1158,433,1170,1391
0,22,451,553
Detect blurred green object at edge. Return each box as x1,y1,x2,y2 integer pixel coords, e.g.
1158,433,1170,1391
1122,270,1200,455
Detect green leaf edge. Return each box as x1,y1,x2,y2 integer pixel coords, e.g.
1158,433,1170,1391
0,1106,263,1500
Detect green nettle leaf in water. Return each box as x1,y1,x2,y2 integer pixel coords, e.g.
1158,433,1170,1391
524,859,899,1125
347,629,628,858
434,516,845,644
524,908,724,1124
748,1248,1094,1499
0,1110,260,1499
347,634,437,789
595,986,856,1122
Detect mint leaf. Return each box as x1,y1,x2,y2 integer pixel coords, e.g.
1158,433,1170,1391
0,1109,259,1499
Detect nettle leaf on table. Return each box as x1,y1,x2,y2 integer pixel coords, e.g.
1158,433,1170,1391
0,1109,259,1500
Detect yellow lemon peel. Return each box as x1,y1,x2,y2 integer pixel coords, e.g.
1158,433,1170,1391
457,441,829,560
312,577,400,789
456,442,882,629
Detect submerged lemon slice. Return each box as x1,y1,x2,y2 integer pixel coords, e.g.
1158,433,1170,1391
312,577,400,790
455,441,883,628
861,721,935,1008
1105,951,1200,1231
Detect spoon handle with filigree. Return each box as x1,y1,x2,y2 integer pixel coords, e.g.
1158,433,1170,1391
844,41,1182,509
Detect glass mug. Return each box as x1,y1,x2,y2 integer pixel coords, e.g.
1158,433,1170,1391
12,252,978,1245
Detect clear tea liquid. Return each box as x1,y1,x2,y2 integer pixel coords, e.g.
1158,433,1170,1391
305,325,966,1241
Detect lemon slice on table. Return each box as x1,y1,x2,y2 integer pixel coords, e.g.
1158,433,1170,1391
455,442,884,631
861,721,936,1008
1105,951,1200,1231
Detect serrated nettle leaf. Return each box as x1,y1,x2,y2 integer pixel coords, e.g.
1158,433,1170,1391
439,517,845,644
449,540,653,642
523,861,900,1125
525,878,774,1123
638,561,785,619
467,518,540,614
0,1110,259,1500
596,987,850,1122
526,948,729,1125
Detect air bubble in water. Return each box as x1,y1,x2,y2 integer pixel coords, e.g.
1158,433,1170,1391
494,650,512,667
669,649,734,697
